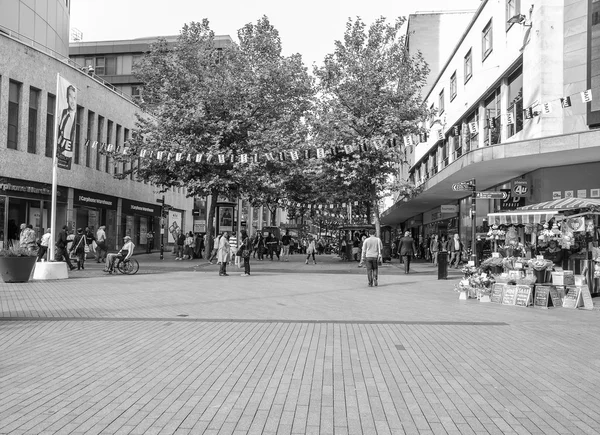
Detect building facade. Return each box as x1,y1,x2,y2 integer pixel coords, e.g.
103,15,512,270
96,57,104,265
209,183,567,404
0,1,193,252
383,0,600,248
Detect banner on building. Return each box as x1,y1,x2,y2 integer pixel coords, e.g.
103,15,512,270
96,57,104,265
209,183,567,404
55,75,78,170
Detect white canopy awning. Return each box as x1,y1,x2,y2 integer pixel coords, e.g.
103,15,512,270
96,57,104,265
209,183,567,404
487,210,558,225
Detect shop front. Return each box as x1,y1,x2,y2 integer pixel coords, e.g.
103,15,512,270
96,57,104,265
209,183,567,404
73,189,118,251
121,198,161,252
0,177,69,248
423,205,459,240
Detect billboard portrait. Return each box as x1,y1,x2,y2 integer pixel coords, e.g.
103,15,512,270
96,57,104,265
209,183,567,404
56,76,77,170
219,206,233,233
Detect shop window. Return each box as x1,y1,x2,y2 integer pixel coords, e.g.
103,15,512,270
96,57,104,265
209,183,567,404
45,93,55,157
464,49,472,84
27,87,40,154
482,20,493,60
506,0,520,31
8,80,21,150
74,106,83,164
438,89,445,115
96,115,104,170
465,111,479,150
86,110,94,167
106,120,113,173
450,71,457,101
507,67,523,137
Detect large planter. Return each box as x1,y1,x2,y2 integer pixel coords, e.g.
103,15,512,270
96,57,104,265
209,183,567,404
0,257,37,283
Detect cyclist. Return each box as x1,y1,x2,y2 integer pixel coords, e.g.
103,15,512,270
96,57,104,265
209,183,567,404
104,235,135,274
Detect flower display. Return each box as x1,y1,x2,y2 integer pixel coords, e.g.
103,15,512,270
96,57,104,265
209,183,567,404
487,224,505,240
527,258,554,271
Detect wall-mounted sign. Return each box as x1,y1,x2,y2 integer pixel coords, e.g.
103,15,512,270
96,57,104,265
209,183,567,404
73,189,117,209
565,190,574,198
440,204,459,213
552,191,562,200
577,189,587,198
591,188,600,198
512,179,529,197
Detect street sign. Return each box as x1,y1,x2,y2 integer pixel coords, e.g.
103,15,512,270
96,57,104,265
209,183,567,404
476,191,509,200
452,182,475,191
156,198,164,204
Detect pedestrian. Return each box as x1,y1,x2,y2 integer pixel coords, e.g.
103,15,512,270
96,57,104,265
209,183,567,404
398,231,417,274
340,237,348,261
360,228,383,287
70,228,86,270
184,231,195,260
208,232,221,264
449,234,463,269
146,230,154,254
281,229,291,262
266,232,279,261
239,230,252,276
440,235,448,252
193,233,203,259
229,231,238,267
104,235,135,274
56,225,76,270
305,237,317,265
96,225,108,263
175,229,185,260
36,227,51,262
352,233,361,261
430,235,440,266
84,226,95,259
254,232,265,261
217,232,230,276
18,223,27,248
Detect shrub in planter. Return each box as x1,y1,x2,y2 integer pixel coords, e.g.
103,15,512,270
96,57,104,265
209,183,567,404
0,246,38,283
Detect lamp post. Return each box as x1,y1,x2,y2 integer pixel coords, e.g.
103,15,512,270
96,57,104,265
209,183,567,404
157,195,165,260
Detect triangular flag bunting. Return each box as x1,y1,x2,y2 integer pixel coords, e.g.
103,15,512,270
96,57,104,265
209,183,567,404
316,148,325,158
344,144,353,154
218,154,225,164
581,89,593,103
167,152,173,161
506,112,515,125
195,153,203,163
469,122,478,134
437,129,444,141
175,152,182,161
92,141,98,149
156,151,164,160
266,152,274,161
140,149,147,158
240,154,248,163
290,151,299,161
278,152,286,161
543,102,552,114
84,139,90,147
186,153,191,162
560,96,572,108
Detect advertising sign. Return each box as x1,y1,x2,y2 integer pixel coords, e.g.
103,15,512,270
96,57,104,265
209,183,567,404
55,76,77,170
440,205,458,213
219,207,234,233
512,180,529,197
168,210,182,243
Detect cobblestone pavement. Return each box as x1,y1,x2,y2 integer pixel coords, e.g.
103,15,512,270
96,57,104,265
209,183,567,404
1,254,599,434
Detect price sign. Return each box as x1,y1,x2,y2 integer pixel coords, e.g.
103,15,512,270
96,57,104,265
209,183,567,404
492,252,501,258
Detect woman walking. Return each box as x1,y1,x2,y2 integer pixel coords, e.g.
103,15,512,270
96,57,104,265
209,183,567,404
217,232,231,276
305,238,317,265
430,235,440,266
239,230,252,276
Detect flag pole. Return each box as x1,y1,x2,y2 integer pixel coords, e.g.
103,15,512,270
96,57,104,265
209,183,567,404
49,73,60,261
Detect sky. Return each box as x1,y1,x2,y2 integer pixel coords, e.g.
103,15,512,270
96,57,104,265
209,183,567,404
70,0,482,69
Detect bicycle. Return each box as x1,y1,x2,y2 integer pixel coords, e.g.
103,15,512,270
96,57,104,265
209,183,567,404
116,258,140,275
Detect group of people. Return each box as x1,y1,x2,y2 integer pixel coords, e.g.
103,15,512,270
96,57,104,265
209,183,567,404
206,231,252,276
391,233,466,269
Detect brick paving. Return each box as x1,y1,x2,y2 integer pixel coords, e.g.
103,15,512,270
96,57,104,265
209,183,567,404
1,254,599,434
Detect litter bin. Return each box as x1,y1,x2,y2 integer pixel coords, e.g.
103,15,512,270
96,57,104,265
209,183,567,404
438,251,448,280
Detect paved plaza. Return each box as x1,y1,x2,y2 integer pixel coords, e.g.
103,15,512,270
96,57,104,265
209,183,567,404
1,253,600,435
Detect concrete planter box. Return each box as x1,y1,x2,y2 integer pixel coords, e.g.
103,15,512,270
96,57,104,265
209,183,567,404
0,257,37,283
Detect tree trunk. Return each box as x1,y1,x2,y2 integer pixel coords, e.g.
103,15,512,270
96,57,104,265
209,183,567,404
205,189,218,258
371,185,381,238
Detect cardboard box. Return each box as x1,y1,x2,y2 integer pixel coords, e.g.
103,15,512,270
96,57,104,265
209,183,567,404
574,275,586,286
551,271,575,286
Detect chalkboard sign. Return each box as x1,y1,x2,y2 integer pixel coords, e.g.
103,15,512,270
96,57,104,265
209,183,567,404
502,285,517,305
515,285,532,307
562,287,581,309
534,286,550,309
490,284,504,303
549,286,562,308
580,285,594,310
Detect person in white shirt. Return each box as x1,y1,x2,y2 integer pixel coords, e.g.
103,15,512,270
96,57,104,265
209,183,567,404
36,228,52,262
96,226,107,263
104,236,135,274
360,229,383,287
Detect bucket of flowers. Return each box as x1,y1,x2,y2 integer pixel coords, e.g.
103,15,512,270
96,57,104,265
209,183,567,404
469,272,495,302
479,256,504,275
527,258,554,284
454,265,479,300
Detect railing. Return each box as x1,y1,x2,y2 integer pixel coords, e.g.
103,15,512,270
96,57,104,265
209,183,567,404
0,24,139,107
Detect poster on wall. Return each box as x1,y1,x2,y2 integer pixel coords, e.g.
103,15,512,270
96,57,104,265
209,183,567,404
140,217,148,245
126,215,134,239
55,75,78,170
168,210,182,243
219,207,234,233
194,219,206,233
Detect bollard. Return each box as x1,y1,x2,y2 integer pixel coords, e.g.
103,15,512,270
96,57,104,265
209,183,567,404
438,251,448,280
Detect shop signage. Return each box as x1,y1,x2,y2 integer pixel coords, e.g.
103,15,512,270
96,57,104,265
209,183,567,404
512,180,529,197
74,189,117,209
440,205,458,213
0,177,68,200
577,189,587,198
552,191,562,200
565,190,574,198
549,287,562,307
490,284,504,303
499,189,524,211
567,285,593,310
451,181,475,191
515,285,532,307
534,286,551,308
501,285,517,305
591,189,600,198
562,287,581,308
122,198,161,217
475,191,509,200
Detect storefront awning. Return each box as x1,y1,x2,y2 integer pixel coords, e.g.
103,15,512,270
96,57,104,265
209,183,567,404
517,198,600,211
487,210,558,225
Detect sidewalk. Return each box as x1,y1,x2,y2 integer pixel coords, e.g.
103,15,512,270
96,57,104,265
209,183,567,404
1,255,599,435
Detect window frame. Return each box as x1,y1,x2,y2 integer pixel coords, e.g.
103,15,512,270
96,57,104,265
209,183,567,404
482,20,493,61
438,89,445,115
450,71,457,101
506,0,521,31
27,87,40,154
8,80,21,150
464,49,473,84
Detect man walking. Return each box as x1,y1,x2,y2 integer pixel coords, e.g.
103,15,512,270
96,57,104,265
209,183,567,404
449,233,463,269
398,231,417,274
56,225,76,270
281,230,291,262
360,228,382,287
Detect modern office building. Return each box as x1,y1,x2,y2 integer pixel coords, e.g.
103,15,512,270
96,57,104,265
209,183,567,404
0,0,193,252
382,0,600,247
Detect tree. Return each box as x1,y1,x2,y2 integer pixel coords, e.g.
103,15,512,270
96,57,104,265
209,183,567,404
312,16,430,236
128,17,313,256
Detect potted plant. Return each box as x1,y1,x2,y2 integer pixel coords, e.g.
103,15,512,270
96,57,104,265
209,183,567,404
527,258,554,284
0,246,38,283
480,257,504,275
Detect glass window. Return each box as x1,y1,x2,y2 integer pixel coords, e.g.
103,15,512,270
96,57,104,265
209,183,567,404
45,94,55,157
428,103,435,127
465,111,479,151
484,88,501,146
482,20,493,60
507,67,523,137
464,50,472,83
95,57,106,75
450,71,457,100
115,124,122,175
506,0,521,31
106,120,113,173
74,106,83,164
589,0,600,125
27,87,40,154
131,85,142,101
8,81,21,150
96,115,104,170
86,110,94,167
439,89,445,115
105,56,117,75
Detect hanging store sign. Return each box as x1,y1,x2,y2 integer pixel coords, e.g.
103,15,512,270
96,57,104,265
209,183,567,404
512,179,529,197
